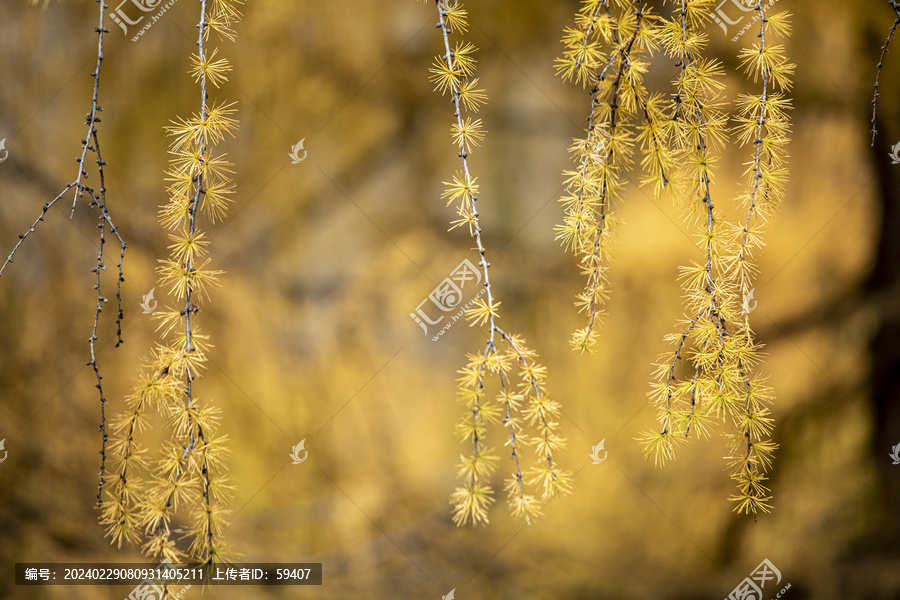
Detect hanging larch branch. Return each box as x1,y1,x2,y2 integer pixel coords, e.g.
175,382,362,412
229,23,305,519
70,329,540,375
638,0,793,517
101,0,241,564
422,0,571,526
723,3,793,517
639,0,732,474
555,0,669,352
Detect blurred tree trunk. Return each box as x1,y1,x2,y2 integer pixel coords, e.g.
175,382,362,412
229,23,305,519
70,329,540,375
865,5,900,552
867,111,900,547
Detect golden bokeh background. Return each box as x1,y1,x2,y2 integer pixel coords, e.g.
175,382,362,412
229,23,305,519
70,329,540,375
0,0,898,598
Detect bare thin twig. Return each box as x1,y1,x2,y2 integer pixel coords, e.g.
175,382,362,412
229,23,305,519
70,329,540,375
0,0,127,505
870,0,900,145
0,8,119,282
